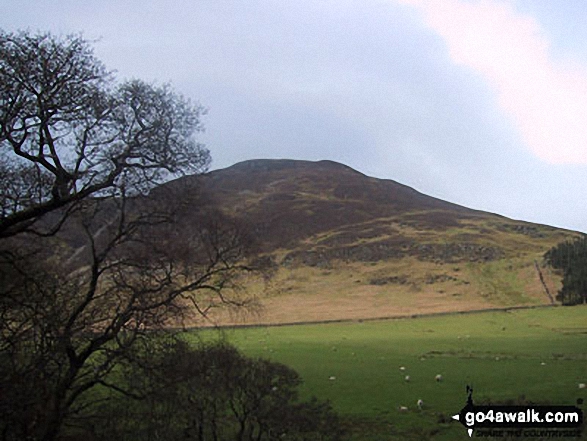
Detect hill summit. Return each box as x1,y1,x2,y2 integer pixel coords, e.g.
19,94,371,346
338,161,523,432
163,159,577,325
186,159,483,250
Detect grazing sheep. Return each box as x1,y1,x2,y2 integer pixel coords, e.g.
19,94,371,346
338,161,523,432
399,366,406,371
579,383,586,389
328,376,336,381
404,375,411,382
435,374,443,382
417,399,424,409
399,406,408,412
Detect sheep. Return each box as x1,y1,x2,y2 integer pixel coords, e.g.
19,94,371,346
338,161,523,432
399,366,406,371
417,399,424,409
579,383,586,389
435,374,443,382
404,375,411,382
398,406,408,412
328,376,336,381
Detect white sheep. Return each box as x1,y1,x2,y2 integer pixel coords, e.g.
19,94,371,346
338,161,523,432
404,375,411,382
579,383,586,389
417,399,424,409
399,405,408,412
399,366,406,371
328,376,336,381
435,374,443,382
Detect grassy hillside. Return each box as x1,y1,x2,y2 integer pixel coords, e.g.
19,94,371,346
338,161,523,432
157,159,581,326
192,305,587,440
202,215,576,326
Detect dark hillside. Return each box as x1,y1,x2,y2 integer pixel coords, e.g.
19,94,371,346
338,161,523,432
163,159,494,252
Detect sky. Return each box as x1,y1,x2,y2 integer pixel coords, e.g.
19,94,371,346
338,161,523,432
2,0,587,232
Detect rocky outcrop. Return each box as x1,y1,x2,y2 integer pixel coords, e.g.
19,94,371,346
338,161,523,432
282,240,503,267
369,275,409,285
282,240,408,268
497,223,550,238
411,242,503,263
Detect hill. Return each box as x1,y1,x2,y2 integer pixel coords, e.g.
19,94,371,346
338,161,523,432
157,159,579,325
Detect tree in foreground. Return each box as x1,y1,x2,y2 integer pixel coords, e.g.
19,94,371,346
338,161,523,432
544,237,587,305
0,30,210,238
0,30,259,441
95,340,345,441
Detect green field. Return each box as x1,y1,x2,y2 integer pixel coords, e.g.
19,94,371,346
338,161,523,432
189,305,587,440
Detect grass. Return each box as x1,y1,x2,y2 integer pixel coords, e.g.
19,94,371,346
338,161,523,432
199,215,577,327
189,305,587,440
206,257,553,326
465,259,533,304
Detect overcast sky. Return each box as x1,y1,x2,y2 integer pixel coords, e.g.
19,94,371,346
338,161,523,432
3,0,587,232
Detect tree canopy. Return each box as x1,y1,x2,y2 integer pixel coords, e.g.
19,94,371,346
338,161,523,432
0,30,209,238
544,236,587,305
97,339,345,441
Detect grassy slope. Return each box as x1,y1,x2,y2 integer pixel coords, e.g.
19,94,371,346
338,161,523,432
205,216,576,326
191,305,587,440
160,160,582,327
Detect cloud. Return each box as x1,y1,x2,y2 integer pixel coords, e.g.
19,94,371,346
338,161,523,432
394,0,587,165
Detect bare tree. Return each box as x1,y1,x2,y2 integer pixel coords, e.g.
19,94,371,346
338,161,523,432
0,30,257,441
0,30,209,238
